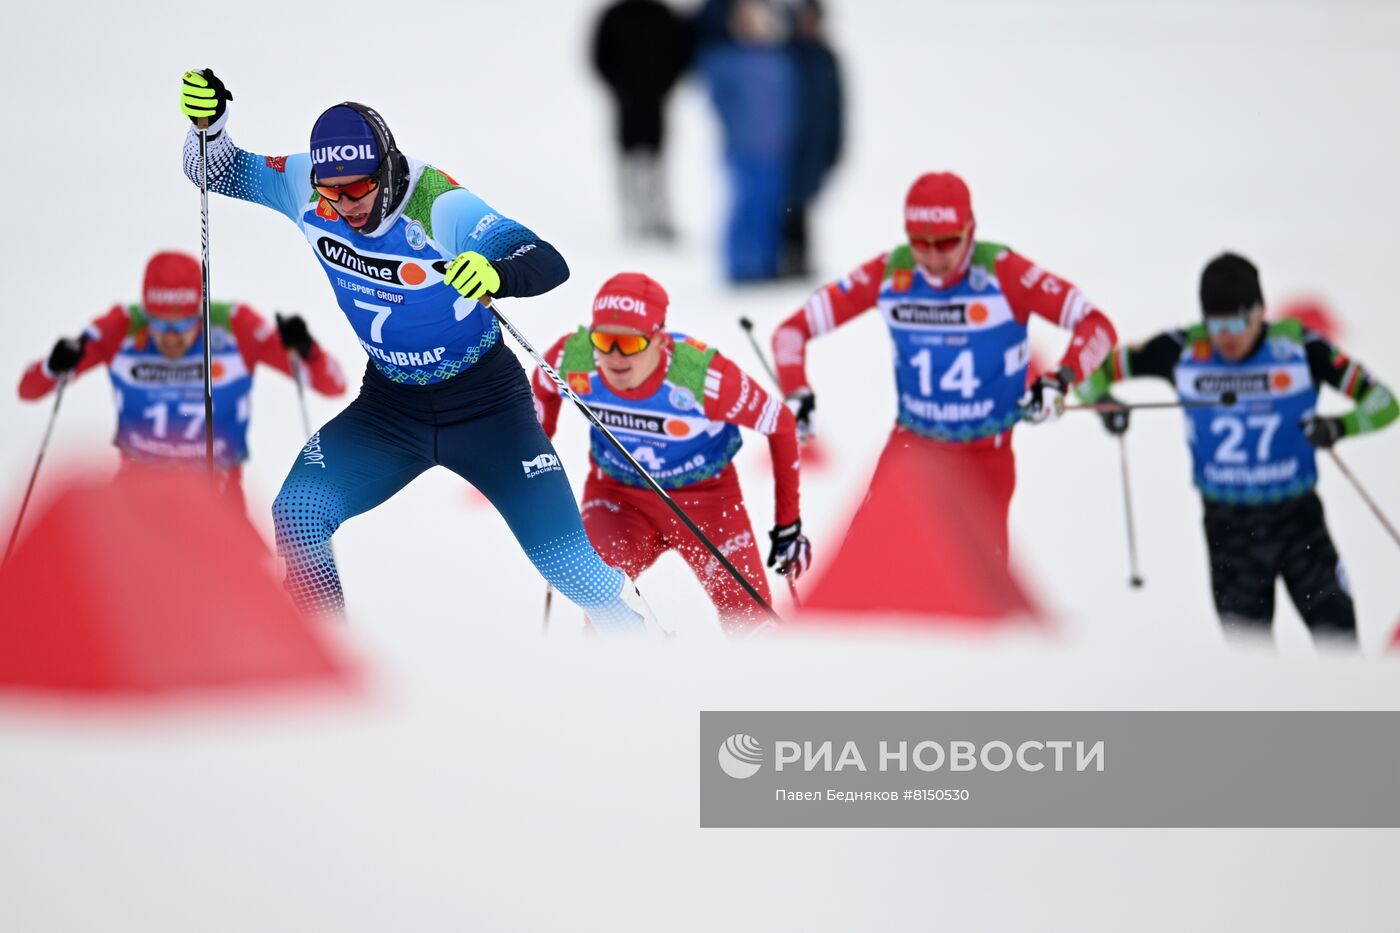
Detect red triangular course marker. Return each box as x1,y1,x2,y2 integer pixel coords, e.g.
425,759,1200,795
795,437,1042,627
0,469,353,696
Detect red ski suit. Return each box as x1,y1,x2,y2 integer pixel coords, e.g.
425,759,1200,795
772,245,1116,563
19,303,346,510
534,333,800,633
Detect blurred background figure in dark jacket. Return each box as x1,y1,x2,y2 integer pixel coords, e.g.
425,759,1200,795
698,0,796,283
592,0,695,243
780,0,843,278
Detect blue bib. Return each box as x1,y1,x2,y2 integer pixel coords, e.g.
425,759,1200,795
1176,324,1319,504
106,305,253,468
561,329,742,489
877,243,1029,441
299,167,499,386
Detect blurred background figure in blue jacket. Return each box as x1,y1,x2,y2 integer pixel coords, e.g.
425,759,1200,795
592,0,696,243
780,0,843,278
698,0,796,283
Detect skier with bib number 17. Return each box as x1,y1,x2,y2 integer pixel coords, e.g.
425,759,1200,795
17,250,346,514
770,171,1118,565
178,68,658,632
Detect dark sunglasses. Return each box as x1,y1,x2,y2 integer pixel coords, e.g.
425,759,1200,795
590,331,652,356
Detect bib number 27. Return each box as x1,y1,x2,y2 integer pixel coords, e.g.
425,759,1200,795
1211,413,1280,462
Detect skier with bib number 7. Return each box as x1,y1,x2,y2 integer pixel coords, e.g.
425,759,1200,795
177,68,658,632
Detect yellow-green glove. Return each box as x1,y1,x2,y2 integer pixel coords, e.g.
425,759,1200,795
181,69,232,125
443,251,501,302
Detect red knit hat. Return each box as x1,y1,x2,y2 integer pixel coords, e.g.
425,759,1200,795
904,172,973,237
591,272,669,334
143,251,202,319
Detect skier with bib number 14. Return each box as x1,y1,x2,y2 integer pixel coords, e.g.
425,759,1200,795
769,171,1118,565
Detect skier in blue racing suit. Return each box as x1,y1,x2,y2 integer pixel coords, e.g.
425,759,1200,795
179,69,656,632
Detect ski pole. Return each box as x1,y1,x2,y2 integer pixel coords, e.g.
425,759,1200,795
196,119,215,477
738,315,817,449
289,354,314,439
487,299,781,623
737,316,780,385
785,574,802,609
3,375,69,567
1117,434,1144,588
1065,390,1238,414
1327,449,1400,551
543,584,553,632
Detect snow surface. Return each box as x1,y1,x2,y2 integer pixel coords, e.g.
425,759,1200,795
2,1,1399,930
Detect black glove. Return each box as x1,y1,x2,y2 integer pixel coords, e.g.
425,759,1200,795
275,313,314,360
180,68,233,126
1301,413,1344,448
767,520,812,579
46,336,85,375
785,388,815,441
1099,395,1130,435
1020,367,1072,425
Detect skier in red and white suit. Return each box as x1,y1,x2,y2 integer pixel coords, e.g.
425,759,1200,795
533,273,809,634
770,172,1117,563
18,251,347,512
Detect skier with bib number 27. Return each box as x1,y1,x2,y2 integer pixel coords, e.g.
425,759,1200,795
1077,253,1398,646
770,171,1118,564
532,273,810,636
178,69,658,632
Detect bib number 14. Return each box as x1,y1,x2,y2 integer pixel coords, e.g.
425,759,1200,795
910,348,981,399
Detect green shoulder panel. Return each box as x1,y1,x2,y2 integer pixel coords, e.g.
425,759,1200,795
886,240,1008,277
210,302,232,329
1267,317,1306,343
1183,322,1210,342
666,338,718,394
129,302,231,334
560,326,594,373
971,240,1009,275
402,167,461,241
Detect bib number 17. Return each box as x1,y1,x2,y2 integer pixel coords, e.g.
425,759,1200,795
910,348,981,399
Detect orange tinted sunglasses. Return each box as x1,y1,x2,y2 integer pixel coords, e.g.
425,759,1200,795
312,175,379,203
910,233,966,253
589,331,652,355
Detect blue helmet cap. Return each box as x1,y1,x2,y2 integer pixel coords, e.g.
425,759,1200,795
309,104,381,180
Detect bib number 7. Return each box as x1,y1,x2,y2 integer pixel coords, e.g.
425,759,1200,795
354,298,393,343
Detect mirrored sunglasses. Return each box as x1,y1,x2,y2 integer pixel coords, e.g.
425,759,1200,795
589,331,652,356
147,315,200,334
